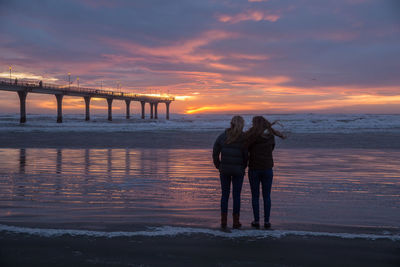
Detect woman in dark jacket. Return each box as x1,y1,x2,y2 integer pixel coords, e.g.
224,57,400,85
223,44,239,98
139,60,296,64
245,116,285,229
213,116,247,229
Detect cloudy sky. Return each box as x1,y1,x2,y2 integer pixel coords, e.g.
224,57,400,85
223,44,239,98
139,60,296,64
0,0,399,114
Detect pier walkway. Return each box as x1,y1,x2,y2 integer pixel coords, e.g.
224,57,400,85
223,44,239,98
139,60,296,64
0,78,174,123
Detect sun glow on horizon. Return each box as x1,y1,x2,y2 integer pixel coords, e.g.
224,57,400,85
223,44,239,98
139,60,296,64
0,72,58,82
185,104,260,114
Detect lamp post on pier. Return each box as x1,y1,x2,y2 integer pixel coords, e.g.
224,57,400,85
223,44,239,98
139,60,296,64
68,72,71,89
9,66,12,84
77,77,80,89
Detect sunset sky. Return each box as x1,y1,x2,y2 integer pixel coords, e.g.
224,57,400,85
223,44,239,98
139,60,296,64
0,0,399,115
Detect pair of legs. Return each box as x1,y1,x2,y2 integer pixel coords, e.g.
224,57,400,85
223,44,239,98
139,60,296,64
220,171,244,227
248,169,273,225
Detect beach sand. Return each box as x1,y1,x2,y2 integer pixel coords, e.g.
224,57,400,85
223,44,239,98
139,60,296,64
1,231,399,266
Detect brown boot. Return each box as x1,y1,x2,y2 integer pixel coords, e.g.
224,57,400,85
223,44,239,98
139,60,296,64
221,212,228,229
232,213,242,229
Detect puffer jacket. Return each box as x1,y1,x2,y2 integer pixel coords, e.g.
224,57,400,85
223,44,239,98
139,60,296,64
248,133,275,170
212,131,248,174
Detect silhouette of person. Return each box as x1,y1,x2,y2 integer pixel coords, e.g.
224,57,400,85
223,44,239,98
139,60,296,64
213,116,247,229
244,116,286,229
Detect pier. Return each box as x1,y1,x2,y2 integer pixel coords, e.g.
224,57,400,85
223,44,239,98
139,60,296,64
0,78,174,123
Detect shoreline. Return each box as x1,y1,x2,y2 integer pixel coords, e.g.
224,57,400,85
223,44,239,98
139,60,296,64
1,220,399,236
1,131,400,149
1,222,399,240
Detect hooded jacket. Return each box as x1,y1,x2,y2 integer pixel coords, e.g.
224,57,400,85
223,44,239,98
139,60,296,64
212,131,248,174
248,133,275,170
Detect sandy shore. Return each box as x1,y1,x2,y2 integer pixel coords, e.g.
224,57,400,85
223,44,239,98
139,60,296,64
1,231,399,266
1,131,400,149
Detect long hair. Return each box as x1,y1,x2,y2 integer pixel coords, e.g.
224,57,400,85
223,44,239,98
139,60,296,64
245,116,286,146
225,115,245,144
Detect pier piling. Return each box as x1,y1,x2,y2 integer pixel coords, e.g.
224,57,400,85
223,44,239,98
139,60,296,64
150,103,154,119
84,96,91,121
55,94,63,123
166,101,170,120
17,91,27,123
141,101,145,119
107,98,113,121
125,100,131,119
154,102,158,119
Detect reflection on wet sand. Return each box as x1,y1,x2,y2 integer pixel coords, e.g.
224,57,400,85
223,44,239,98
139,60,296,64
0,148,399,228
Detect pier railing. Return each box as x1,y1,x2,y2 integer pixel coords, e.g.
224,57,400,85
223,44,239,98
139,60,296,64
0,78,175,102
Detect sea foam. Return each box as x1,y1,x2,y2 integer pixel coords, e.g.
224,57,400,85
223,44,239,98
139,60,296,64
0,224,399,241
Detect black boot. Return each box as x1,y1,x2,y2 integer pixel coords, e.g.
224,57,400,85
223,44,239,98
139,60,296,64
232,213,242,229
221,213,228,229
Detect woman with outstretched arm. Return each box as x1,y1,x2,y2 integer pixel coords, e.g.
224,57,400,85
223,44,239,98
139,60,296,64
245,116,286,229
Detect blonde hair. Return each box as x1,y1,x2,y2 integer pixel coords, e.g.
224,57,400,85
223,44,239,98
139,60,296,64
226,115,244,144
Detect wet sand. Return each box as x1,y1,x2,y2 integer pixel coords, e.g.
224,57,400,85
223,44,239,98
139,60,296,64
1,131,400,149
1,231,399,266
1,130,399,266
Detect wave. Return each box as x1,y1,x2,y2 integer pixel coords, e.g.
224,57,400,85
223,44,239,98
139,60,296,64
1,113,400,134
0,224,399,241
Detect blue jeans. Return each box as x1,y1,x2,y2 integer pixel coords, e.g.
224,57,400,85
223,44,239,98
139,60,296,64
248,169,273,222
220,171,244,214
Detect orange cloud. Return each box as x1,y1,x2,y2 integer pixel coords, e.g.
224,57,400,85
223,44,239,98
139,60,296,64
208,63,242,71
105,30,237,65
218,10,280,24
229,53,270,60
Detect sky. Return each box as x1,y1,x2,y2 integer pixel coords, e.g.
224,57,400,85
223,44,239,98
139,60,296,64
0,0,399,115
